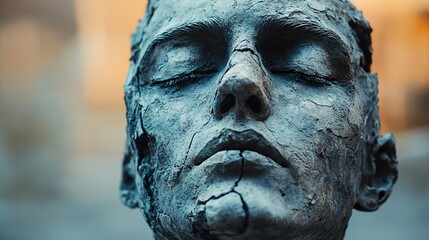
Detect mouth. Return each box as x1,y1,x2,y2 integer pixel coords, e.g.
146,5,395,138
193,129,288,168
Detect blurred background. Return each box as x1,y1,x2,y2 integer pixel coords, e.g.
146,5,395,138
0,0,428,239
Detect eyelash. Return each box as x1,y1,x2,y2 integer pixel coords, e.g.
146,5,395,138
152,69,334,88
271,69,334,86
153,70,215,88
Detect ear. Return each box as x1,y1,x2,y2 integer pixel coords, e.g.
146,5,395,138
355,133,398,211
120,138,139,209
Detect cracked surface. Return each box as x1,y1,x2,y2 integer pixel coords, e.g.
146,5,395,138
120,0,397,239
193,151,248,238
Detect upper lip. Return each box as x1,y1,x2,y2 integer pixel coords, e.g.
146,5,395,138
193,128,289,168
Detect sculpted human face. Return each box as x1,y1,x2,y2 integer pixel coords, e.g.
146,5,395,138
121,0,397,239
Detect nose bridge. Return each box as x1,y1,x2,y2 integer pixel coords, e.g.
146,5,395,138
214,48,270,120
229,41,260,71
222,50,265,91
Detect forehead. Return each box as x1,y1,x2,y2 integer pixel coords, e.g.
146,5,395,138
144,0,356,47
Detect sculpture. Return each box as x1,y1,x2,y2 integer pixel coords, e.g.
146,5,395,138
120,0,398,239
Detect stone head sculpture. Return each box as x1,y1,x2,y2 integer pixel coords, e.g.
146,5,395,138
120,0,398,239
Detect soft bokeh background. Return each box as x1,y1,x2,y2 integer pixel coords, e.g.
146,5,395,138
0,0,428,239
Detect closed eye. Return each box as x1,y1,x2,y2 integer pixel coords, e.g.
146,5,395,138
151,70,217,88
271,69,336,87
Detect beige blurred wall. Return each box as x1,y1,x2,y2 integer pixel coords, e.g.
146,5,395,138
0,0,80,198
353,0,429,132
75,0,147,111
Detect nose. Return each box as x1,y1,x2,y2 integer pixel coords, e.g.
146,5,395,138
214,50,270,120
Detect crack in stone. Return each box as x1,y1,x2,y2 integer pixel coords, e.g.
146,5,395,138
263,122,276,135
234,190,249,235
326,128,359,152
285,118,311,137
263,122,290,148
231,152,249,234
168,130,199,187
234,152,245,188
176,118,211,182
184,131,199,165
197,151,244,205
349,133,358,141
326,128,349,139
197,191,234,205
303,99,333,108
195,151,249,236
235,152,249,234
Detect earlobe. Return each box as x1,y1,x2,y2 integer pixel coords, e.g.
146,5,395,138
355,133,398,212
120,143,139,209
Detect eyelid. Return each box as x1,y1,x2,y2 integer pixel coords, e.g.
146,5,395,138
271,69,337,86
151,69,217,88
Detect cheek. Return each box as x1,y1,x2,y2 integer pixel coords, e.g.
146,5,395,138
269,83,357,148
142,95,202,143
136,88,218,236
139,86,216,182
142,82,214,132
268,83,363,201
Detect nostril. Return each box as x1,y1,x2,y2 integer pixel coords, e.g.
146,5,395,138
246,95,261,114
219,94,235,114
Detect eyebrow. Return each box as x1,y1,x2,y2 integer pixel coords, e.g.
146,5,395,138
152,18,228,45
257,17,352,78
258,17,350,55
136,18,229,73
